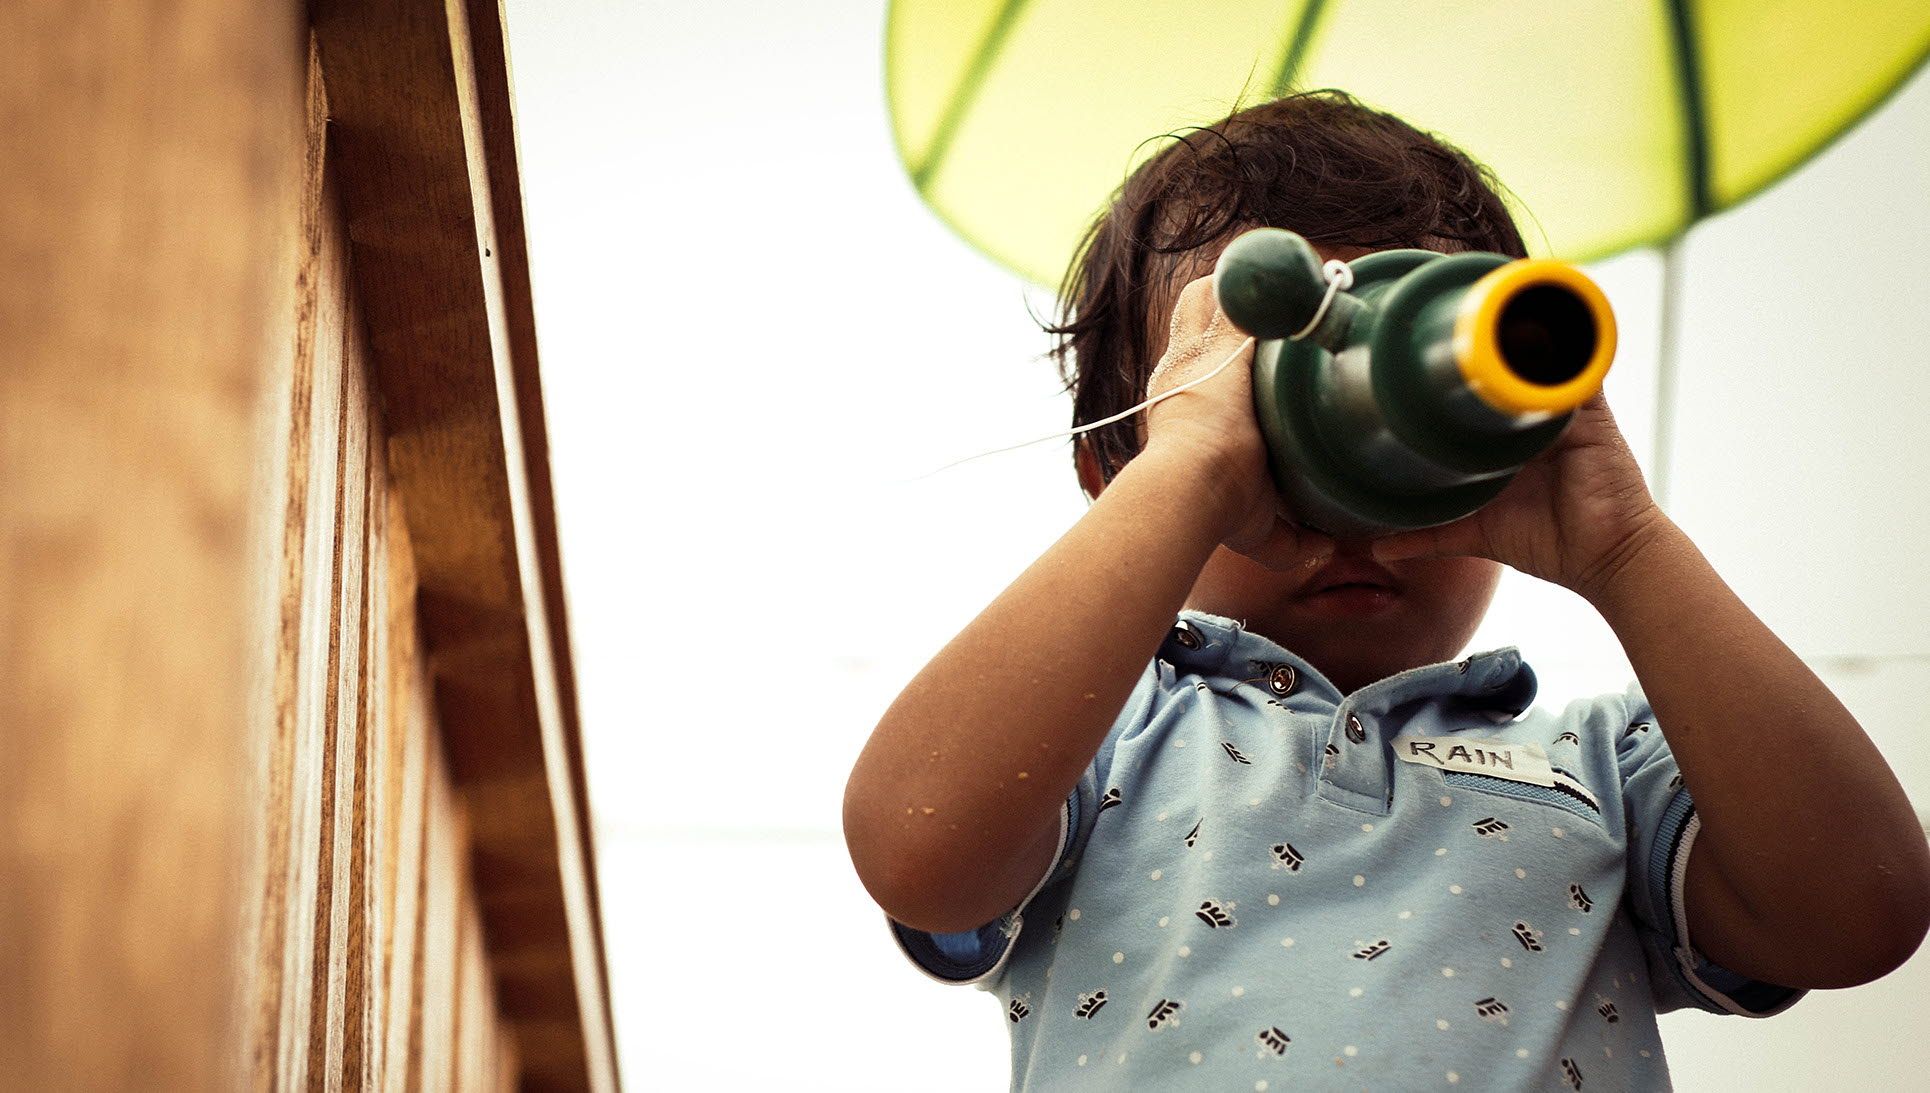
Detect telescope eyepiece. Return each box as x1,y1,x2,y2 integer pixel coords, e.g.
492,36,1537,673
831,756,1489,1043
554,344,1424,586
1452,259,1616,417
1496,285,1598,388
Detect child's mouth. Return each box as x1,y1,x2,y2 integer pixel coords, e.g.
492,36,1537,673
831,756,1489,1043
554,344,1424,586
1301,555,1402,603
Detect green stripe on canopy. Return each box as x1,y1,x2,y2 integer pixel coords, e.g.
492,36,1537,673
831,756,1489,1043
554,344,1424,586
886,0,1930,287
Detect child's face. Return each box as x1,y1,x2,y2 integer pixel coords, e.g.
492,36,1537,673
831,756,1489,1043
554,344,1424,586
1187,541,1502,695
1152,240,1503,693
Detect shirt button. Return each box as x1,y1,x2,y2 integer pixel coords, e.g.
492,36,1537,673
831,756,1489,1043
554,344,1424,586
1171,620,1201,650
1268,664,1297,696
1346,714,1366,744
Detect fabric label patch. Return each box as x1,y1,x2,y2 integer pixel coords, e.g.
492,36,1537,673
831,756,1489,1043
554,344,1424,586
1396,736,1554,786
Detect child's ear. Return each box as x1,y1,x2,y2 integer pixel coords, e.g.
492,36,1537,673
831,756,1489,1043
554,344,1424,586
1075,438,1107,501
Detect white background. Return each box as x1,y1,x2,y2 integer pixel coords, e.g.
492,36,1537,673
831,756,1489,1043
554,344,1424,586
501,2,1930,1087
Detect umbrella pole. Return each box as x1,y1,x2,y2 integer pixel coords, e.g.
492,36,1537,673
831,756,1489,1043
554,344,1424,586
1651,233,1687,511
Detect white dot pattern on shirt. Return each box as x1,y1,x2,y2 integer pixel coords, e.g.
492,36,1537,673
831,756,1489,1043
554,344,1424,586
982,623,1695,1091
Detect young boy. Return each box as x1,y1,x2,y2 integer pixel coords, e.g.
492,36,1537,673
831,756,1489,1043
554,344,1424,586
844,91,1929,1090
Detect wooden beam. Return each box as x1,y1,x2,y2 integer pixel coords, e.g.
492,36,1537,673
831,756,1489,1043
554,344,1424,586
309,1,618,1088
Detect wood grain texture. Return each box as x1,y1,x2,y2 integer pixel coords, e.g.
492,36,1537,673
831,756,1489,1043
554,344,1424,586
4,2,599,1083
312,0,619,1087
0,0,300,1087
247,58,520,1085
460,0,613,1017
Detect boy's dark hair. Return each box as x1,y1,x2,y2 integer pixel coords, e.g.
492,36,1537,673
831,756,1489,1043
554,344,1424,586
1049,89,1529,485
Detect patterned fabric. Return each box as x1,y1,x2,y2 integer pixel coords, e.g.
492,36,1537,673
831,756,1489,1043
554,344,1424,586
891,611,1803,1091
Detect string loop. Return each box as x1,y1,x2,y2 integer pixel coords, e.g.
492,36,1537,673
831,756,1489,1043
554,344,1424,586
1290,258,1355,341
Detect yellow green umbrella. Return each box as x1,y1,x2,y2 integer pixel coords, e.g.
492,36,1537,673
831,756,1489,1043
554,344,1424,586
888,0,1930,287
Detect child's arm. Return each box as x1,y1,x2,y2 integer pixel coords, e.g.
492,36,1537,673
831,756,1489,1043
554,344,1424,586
1373,397,1930,988
843,278,1330,934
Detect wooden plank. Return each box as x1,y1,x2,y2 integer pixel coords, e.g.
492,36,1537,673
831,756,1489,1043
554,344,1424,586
310,1,617,1086
362,416,395,1091
460,0,613,1017
315,302,373,1090
0,0,300,1086
280,160,354,1093
419,748,463,1092
383,493,433,1093
248,34,332,1090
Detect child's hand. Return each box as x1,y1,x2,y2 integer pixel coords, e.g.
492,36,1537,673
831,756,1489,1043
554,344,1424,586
1143,275,1333,568
1370,393,1667,599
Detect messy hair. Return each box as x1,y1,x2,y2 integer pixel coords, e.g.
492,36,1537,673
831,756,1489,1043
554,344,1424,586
1049,89,1528,485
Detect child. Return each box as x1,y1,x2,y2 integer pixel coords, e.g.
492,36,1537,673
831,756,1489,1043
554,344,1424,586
844,91,1929,1090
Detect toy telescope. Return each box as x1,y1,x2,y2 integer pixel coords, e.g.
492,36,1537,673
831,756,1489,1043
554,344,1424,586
1214,228,1616,538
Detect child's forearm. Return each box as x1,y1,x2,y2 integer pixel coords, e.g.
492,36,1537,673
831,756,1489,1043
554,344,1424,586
844,440,1244,934
1582,515,1930,987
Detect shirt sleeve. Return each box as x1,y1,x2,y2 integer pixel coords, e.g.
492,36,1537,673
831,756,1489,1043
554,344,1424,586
888,660,1164,988
1615,683,1806,1017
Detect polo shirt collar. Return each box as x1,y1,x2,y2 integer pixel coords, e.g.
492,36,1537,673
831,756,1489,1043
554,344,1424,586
1163,610,1539,717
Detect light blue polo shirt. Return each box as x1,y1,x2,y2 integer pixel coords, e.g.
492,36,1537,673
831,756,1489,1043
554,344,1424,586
892,611,1802,1091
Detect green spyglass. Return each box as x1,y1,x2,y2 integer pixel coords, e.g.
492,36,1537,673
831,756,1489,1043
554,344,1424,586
1214,228,1617,538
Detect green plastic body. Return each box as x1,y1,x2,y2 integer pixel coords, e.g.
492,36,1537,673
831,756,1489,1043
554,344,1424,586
1215,229,1580,539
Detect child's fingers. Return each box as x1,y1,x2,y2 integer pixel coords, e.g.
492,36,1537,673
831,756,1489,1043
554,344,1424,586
1231,516,1336,572
1371,517,1489,564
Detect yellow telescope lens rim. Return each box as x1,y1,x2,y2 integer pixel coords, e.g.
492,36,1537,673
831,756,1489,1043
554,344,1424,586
1452,260,1617,417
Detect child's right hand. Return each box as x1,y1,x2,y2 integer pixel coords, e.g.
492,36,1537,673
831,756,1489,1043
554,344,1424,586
1144,274,1333,568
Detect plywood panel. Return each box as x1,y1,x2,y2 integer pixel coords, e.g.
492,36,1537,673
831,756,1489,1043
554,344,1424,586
6,4,593,1085
0,0,300,1086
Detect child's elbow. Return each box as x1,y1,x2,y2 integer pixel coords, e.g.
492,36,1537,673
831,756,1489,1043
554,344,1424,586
1847,852,1930,985
841,806,984,934
1803,848,1930,988
842,773,953,932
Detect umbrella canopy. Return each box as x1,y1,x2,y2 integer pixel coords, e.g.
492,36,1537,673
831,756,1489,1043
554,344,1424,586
888,0,1930,286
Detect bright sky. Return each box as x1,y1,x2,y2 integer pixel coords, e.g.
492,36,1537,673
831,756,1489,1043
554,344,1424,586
503,1,1930,1086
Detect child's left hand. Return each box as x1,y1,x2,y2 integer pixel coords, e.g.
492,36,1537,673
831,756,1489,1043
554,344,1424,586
1369,393,1669,600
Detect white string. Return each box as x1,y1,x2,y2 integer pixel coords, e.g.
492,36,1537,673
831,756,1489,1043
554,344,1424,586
907,336,1256,480
1292,258,1355,340
909,256,1354,480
